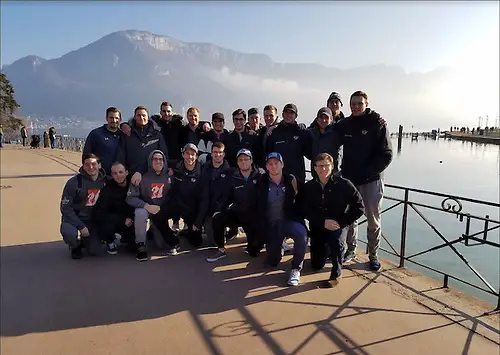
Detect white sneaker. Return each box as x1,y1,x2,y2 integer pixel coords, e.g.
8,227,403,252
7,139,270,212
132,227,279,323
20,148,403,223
287,269,300,286
282,239,294,254
172,222,180,232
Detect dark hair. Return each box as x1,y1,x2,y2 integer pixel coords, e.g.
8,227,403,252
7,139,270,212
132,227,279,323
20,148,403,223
232,108,247,120
134,106,148,115
263,105,277,114
313,153,334,166
106,106,121,118
110,161,127,170
82,153,100,164
160,101,172,110
350,91,368,102
212,141,225,151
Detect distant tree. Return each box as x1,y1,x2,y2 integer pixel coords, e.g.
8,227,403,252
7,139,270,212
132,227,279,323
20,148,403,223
0,72,24,131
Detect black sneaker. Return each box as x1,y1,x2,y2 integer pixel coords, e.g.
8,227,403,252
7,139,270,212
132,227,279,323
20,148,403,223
70,244,83,259
107,241,118,255
135,243,148,262
206,249,226,263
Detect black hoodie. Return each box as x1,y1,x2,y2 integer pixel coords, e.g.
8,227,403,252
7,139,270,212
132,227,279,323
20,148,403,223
332,108,393,186
201,159,232,214
92,176,135,222
151,114,184,168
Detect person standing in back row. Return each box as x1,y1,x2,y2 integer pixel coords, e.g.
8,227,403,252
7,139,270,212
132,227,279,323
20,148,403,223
82,107,123,175
332,91,393,271
265,104,309,184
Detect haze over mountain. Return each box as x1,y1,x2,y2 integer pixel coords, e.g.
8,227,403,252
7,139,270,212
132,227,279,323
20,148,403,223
0,29,483,130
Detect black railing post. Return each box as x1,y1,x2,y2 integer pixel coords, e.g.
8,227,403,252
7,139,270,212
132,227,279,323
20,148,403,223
399,189,409,268
483,215,490,241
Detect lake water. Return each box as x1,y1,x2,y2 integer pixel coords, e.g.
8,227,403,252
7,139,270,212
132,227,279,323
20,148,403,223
315,137,500,306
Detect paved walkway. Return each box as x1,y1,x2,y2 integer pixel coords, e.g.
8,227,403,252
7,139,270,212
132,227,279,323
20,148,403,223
1,146,499,355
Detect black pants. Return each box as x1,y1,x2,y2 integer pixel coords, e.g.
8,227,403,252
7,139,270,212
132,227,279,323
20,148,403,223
94,213,134,244
212,209,262,256
309,228,345,278
150,202,203,248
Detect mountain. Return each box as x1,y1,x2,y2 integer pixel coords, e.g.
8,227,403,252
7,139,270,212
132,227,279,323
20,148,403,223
3,29,456,128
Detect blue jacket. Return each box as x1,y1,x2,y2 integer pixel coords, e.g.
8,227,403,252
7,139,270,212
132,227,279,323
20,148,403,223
83,125,123,174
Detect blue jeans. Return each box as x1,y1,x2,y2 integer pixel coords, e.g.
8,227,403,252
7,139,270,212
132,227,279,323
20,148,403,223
265,220,308,271
310,227,346,278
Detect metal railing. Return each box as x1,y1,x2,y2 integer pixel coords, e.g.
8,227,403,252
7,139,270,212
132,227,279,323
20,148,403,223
357,184,500,312
48,135,500,310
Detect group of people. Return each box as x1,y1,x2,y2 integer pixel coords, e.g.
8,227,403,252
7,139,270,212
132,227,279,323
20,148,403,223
59,90,393,287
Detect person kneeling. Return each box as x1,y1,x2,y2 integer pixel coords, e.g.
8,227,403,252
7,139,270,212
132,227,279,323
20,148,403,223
92,162,135,255
126,150,176,261
258,152,307,286
60,153,107,259
299,153,364,286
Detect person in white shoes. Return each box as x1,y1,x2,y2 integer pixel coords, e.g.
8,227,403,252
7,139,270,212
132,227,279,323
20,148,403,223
257,152,308,286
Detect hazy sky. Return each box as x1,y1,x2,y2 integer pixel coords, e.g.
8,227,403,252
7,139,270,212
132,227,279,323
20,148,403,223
1,1,499,123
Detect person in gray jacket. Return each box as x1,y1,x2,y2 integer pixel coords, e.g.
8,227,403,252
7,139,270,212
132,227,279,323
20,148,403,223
125,150,176,262
60,153,107,259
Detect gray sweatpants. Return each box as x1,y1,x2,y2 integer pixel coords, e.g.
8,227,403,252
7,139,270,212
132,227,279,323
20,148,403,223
60,222,103,256
134,208,166,248
346,179,384,259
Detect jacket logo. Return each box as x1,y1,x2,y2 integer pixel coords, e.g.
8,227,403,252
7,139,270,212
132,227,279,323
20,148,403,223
235,186,243,189
345,134,352,137
253,179,257,184
221,174,226,178
282,186,286,192
85,189,101,207
142,139,159,148
361,130,368,135
191,178,197,183
293,136,299,140
151,183,165,199
276,140,286,144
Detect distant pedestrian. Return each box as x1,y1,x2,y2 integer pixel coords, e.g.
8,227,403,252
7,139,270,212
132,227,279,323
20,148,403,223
20,126,28,146
48,126,56,149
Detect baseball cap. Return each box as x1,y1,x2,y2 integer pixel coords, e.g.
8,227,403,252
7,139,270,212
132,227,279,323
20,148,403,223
327,92,343,106
236,148,253,159
283,103,298,115
212,112,225,121
182,143,198,154
317,107,333,120
248,107,259,116
265,152,283,164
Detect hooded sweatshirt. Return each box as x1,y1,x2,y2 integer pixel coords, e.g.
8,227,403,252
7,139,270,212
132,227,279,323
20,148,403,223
60,167,107,230
125,150,173,208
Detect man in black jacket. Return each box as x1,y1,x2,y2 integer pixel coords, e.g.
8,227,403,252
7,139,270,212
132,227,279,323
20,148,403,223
150,101,185,169
92,162,135,255
116,106,169,185
265,103,309,184
257,152,308,286
206,148,264,262
197,112,230,164
201,141,232,245
224,109,262,168
299,153,364,286
332,91,393,271
306,107,339,179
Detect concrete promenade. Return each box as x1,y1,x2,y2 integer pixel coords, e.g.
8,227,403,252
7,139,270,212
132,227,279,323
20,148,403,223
1,146,499,355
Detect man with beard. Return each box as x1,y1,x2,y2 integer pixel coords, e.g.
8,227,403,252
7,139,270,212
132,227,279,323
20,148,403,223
200,141,232,245
60,153,107,259
116,106,169,186
333,91,393,271
150,143,208,250
224,109,262,168
257,152,308,286
150,101,185,169
265,103,309,184
299,153,364,286
126,150,175,261
83,107,123,175
206,149,264,262
92,162,135,255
